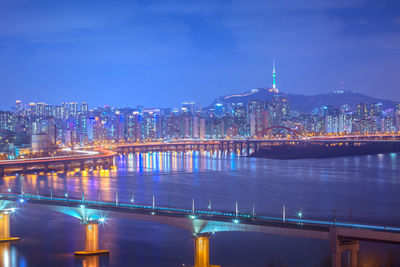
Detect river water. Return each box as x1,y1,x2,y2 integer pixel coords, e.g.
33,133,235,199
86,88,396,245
0,151,399,267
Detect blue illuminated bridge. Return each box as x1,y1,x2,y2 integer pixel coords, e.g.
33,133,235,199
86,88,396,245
0,192,399,267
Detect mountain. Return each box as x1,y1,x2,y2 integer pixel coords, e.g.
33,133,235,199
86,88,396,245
211,88,398,113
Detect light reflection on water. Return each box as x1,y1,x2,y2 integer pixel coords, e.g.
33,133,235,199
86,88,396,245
0,151,399,266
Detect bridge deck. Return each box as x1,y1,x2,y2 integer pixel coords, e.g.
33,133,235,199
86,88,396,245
1,193,400,243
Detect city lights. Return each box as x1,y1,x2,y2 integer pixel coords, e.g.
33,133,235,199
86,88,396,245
0,87,398,163
0,1,398,266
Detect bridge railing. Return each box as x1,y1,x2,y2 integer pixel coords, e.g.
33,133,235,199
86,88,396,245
0,191,252,220
0,190,400,234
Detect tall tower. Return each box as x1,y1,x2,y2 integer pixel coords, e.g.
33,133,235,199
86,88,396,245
272,60,277,90
270,60,279,93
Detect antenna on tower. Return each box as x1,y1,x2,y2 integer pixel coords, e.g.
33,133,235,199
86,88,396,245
270,59,278,93
273,59,276,73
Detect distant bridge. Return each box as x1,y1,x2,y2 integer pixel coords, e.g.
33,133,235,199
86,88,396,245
0,192,400,267
1,135,400,175
0,149,115,176
115,138,400,160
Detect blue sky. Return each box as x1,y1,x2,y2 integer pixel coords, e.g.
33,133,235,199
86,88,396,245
0,0,399,109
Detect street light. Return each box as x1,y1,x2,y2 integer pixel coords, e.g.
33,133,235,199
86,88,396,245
297,211,302,219
297,210,303,226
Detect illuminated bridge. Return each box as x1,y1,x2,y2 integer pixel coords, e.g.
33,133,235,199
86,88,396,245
115,138,400,159
0,192,399,267
0,149,116,176
1,135,400,176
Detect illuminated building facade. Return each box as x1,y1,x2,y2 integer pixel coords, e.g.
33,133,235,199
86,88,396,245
0,93,400,159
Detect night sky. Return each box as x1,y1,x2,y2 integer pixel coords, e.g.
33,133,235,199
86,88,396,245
0,0,399,109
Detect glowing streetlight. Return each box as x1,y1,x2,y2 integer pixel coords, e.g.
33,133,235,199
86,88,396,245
297,211,302,219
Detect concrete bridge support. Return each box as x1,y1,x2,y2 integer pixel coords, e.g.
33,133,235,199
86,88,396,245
104,159,112,170
92,160,98,170
0,212,19,242
331,240,359,267
80,161,85,171
44,163,49,173
64,162,69,172
330,228,359,267
193,234,220,267
75,221,108,256
0,167,4,177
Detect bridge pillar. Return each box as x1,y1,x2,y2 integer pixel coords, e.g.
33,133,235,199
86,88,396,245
194,234,209,267
330,228,359,267
0,212,19,242
44,163,49,173
75,221,108,256
0,167,3,177
105,159,112,170
193,234,220,267
92,160,98,170
80,161,85,171
64,162,69,172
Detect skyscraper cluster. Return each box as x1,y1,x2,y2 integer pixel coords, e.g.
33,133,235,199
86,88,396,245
0,63,399,159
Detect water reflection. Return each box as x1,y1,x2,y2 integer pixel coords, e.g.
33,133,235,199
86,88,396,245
0,242,11,267
0,242,25,267
75,255,109,267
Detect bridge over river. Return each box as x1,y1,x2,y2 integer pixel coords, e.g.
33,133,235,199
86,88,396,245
1,133,400,175
0,148,116,176
0,191,399,267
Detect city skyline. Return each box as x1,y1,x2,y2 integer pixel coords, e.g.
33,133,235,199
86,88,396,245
1,0,400,109
2,60,399,112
